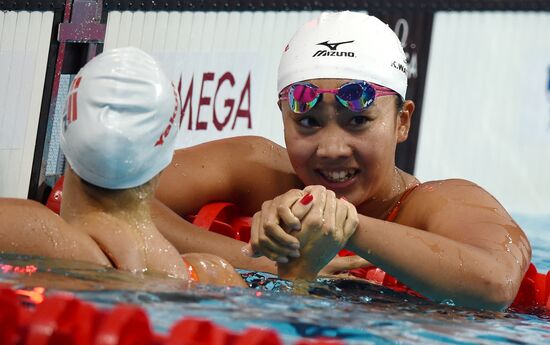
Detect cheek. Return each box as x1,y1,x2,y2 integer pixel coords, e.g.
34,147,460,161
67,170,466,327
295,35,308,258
283,119,317,178
353,126,396,167
286,144,317,184
285,133,315,168
283,114,308,152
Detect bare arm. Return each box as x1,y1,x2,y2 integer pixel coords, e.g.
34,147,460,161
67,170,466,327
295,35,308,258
0,198,110,266
151,198,277,273
346,180,531,310
156,136,302,216
153,136,303,272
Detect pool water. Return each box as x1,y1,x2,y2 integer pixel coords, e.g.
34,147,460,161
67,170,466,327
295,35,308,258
514,214,550,270
1,214,549,344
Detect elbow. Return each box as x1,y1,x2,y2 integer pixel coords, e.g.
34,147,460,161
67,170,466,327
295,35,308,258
448,275,516,311
449,264,523,311
467,245,530,311
477,275,518,311
472,262,525,311
480,251,531,311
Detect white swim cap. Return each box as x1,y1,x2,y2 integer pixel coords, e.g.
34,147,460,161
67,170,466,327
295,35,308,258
278,11,408,99
60,47,180,189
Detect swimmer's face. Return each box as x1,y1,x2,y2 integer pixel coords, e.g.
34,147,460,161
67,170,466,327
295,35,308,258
280,78,414,206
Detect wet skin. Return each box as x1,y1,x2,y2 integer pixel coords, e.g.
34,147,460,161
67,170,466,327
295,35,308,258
153,79,531,310
0,168,246,287
258,78,532,310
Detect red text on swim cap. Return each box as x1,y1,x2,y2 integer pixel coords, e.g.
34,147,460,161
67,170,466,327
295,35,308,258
154,83,180,147
63,76,82,130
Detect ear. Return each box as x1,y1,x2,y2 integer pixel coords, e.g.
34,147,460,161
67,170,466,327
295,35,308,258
396,100,415,143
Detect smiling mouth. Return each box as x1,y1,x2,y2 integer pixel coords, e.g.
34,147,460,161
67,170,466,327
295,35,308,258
317,169,359,183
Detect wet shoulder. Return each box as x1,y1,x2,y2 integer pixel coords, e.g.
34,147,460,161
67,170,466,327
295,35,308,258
417,178,484,196
0,198,63,223
171,135,291,171
172,135,281,154
395,178,508,227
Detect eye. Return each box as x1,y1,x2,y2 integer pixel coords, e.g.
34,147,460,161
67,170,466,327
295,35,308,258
348,115,370,128
297,116,321,128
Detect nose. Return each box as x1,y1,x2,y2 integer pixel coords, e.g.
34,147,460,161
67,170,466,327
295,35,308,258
316,127,353,160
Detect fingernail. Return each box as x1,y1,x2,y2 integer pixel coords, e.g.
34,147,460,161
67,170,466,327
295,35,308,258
276,256,289,264
289,242,300,250
341,196,348,201
288,250,300,258
300,193,313,205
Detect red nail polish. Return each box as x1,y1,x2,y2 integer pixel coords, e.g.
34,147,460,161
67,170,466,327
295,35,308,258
300,193,313,205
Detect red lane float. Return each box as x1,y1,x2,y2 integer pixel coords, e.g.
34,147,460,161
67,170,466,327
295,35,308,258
0,287,19,345
0,284,342,345
26,295,98,345
186,202,252,243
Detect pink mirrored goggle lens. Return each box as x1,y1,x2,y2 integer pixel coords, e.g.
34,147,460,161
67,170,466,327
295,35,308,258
280,81,397,114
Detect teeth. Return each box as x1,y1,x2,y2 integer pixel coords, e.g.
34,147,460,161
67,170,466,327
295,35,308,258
322,169,356,182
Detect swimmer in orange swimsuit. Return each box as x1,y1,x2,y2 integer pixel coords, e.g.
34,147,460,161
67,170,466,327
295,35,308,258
154,12,531,310
245,12,531,309
0,47,245,287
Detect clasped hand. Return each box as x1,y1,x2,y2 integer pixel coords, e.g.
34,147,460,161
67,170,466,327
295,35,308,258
244,185,361,279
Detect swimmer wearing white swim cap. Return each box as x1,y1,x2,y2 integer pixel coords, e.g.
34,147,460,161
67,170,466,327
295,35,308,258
0,47,246,287
60,46,180,190
278,11,408,99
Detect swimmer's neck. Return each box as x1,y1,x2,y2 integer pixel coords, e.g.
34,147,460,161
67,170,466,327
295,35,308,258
356,167,418,219
60,167,154,227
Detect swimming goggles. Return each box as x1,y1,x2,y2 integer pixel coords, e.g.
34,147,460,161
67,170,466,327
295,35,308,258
279,80,397,114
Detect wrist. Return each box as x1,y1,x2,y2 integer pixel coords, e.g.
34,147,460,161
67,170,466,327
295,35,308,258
277,258,320,281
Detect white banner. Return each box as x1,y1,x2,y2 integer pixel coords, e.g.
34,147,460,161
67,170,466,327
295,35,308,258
155,52,276,148
104,11,325,148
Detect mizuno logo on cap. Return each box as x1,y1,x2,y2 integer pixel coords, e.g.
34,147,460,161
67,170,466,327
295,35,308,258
316,40,354,50
313,40,355,58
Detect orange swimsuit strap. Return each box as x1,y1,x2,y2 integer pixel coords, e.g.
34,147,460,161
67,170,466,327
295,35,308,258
385,184,421,222
181,258,200,282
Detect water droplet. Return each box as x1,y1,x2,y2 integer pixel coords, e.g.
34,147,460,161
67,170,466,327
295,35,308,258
359,296,372,303
441,299,455,306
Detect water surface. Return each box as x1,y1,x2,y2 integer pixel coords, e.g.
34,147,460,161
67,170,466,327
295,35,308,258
1,214,549,344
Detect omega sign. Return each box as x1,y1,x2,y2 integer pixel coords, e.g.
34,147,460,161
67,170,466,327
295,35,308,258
176,71,252,131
